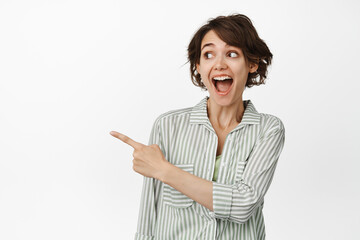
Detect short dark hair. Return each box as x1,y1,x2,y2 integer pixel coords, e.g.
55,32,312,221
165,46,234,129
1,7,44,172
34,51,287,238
187,13,273,90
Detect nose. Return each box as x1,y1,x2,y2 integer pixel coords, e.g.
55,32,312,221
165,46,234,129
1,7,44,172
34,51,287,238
214,56,227,70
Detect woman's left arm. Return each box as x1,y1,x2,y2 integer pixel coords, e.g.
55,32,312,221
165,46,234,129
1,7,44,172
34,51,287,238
159,118,285,224
211,119,285,223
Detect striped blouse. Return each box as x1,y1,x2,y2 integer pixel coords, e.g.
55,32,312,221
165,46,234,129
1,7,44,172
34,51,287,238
135,96,285,240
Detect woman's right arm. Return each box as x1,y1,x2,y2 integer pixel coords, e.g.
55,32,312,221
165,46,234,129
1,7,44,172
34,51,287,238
135,176,160,240
134,117,164,240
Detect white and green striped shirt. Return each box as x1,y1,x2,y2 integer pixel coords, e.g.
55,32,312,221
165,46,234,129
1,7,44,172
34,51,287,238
135,96,285,240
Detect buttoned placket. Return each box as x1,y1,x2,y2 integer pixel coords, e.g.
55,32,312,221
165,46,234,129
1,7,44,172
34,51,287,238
205,126,236,218
187,96,262,237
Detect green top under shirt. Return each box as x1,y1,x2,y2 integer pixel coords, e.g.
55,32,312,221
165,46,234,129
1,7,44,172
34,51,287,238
212,154,222,181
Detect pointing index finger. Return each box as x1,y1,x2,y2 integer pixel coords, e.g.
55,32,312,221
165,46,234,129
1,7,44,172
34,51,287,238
110,131,144,149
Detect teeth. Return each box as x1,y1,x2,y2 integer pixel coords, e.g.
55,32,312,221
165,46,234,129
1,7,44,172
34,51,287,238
213,76,232,81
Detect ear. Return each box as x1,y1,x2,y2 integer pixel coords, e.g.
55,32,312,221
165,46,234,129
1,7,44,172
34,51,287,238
196,63,200,74
249,62,258,73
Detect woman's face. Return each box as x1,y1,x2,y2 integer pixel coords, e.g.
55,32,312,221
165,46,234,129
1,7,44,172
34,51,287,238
196,30,258,106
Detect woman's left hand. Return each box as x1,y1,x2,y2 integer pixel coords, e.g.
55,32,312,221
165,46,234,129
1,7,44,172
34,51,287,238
110,131,170,180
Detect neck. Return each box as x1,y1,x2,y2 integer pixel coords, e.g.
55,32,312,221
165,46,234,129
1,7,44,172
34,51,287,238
206,96,245,131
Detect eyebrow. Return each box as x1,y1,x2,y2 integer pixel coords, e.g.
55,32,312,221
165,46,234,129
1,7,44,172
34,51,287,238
201,43,230,51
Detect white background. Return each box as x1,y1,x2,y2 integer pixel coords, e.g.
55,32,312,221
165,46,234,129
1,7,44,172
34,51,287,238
1,0,359,239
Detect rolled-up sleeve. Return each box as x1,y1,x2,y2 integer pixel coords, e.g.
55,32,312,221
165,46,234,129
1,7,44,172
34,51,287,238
135,117,164,239
213,119,285,224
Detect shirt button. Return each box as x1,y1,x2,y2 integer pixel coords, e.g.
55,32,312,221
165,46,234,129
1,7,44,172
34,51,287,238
209,211,215,218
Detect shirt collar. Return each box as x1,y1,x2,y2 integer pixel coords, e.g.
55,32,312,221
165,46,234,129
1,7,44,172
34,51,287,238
190,96,260,133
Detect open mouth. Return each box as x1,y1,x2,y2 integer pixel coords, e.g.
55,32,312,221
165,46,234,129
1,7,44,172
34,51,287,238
212,77,233,93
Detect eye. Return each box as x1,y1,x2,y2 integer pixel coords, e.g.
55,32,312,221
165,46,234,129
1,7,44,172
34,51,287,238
228,51,238,58
204,52,214,59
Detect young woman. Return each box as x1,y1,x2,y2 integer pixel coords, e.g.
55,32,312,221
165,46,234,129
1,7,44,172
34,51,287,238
111,13,285,240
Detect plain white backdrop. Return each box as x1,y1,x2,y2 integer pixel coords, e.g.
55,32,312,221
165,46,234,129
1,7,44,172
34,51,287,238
1,0,359,239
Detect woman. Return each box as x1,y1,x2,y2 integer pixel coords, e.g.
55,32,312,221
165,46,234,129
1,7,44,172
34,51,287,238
111,13,285,240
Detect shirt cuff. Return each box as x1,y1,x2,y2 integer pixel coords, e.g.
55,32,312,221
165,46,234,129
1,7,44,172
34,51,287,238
212,182,233,219
135,232,154,240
